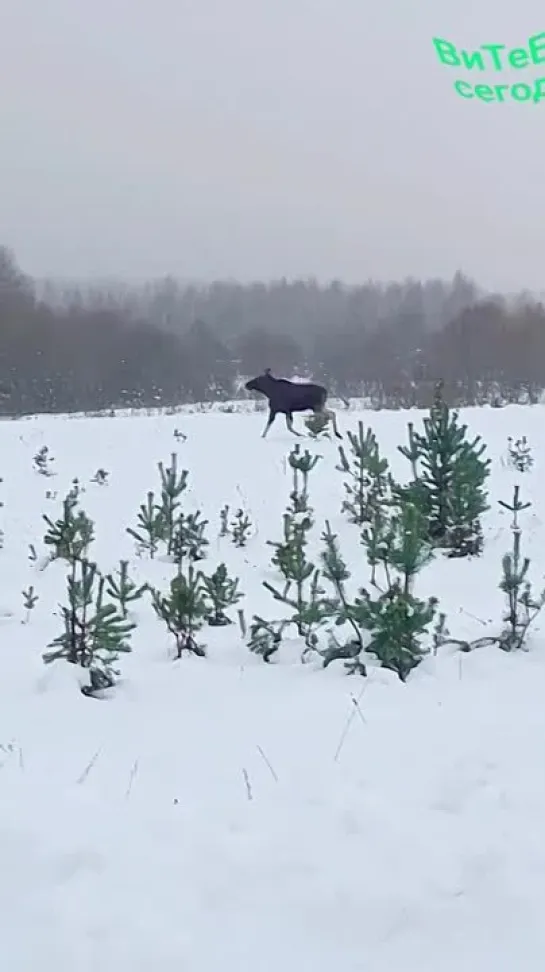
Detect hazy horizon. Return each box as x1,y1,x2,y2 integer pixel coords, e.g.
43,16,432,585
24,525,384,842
2,0,544,290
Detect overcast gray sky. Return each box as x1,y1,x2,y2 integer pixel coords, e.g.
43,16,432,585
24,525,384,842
1,0,543,290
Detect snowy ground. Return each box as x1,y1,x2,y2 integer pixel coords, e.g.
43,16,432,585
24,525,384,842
2,403,545,970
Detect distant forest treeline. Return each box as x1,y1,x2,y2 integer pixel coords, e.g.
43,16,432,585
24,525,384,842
1,245,544,415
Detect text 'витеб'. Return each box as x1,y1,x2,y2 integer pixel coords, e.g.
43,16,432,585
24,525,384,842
433,32,545,103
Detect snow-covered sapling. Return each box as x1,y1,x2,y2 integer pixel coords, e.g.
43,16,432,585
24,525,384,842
91,468,109,485
248,616,289,662
498,485,545,651
69,477,85,498
43,559,135,691
200,562,243,626
219,505,230,537
105,560,148,618
231,508,252,547
353,581,437,681
33,446,55,477
172,511,209,562
337,422,390,525
151,566,208,657
305,412,330,439
127,491,165,558
288,444,321,514
507,436,533,474
22,585,38,624
43,490,95,563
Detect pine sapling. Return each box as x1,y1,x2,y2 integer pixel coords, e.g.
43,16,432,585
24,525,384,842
105,560,148,618
151,565,208,657
320,521,365,662
264,513,330,650
352,497,438,680
382,500,434,596
127,491,165,558
219,505,230,537
498,485,545,651
43,490,95,564
398,381,490,554
33,446,55,477
361,503,395,588
91,468,109,485
507,436,533,473
43,559,135,688
288,443,321,514
305,412,330,439
231,508,252,547
352,582,437,681
200,562,243,626
248,617,289,662
337,422,390,525
22,585,38,623
158,453,189,556
171,511,209,563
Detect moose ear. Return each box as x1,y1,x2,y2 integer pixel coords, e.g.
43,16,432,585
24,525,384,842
264,367,272,376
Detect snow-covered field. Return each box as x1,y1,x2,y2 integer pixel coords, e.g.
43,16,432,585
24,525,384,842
3,403,545,971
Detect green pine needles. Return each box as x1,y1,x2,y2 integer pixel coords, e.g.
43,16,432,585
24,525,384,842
43,559,136,695
337,422,390,525
398,382,490,556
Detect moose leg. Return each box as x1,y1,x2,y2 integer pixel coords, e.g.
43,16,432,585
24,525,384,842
262,409,277,438
285,412,301,436
317,406,342,439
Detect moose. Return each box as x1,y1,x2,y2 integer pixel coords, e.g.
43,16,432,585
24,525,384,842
245,369,342,439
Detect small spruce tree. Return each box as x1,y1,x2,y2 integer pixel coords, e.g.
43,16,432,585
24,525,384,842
43,490,95,563
158,454,189,556
254,442,331,657
305,412,330,439
264,513,330,650
288,444,321,514
498,485,545,651
353,499,437,679
200,563,243,626
33,446,55,477
105,560,147,618
126,491,165,558
248,617,289,662
22,585,38,623
91,468,109,485
151,565,208,657
337,422,390,525
231,508,252,547
171,511,209,563
219,505,230,537
319,521,365,666
398,381,490,555
507,436,533,474
43,560,135,691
